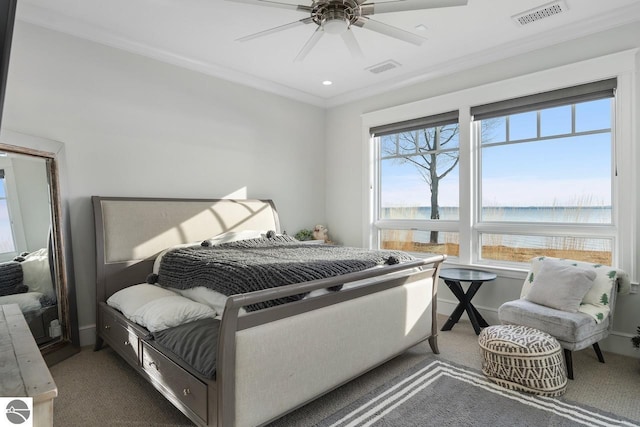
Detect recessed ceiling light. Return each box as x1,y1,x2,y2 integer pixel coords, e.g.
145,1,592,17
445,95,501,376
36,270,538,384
322,80,333,86
415,24,428,31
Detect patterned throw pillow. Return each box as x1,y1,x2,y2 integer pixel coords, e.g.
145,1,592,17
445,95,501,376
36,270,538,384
521,257,617,323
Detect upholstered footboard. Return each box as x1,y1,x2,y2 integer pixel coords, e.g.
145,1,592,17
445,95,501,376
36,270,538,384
217,262,442,427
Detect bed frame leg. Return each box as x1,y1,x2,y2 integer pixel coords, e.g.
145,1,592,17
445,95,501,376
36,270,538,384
428,335,440,354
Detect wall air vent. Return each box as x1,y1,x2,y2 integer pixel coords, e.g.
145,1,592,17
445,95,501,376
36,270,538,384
512,0,568,26
366,60,401,74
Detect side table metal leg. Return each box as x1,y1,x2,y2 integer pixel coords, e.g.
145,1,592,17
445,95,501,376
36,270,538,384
465,302,482,335
471,305,489,328
441,280,466,331
463,281,489,334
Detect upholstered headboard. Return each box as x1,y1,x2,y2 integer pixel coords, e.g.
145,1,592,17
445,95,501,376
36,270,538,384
92,196,280,302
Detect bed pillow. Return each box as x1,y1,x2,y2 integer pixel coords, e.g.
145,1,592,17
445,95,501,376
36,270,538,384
20,248,56,299
0,291,44,312
175,286,245,317
106,284,178,320
524,259,596,312
131,295,216,332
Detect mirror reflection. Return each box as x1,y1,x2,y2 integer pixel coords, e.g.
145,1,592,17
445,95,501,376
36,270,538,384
0,150,60,346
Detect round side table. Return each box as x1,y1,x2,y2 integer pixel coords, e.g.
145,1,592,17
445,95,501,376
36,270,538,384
440,268,497,335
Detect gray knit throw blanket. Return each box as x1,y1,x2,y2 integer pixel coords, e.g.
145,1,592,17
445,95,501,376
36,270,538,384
0,261,25,297
151,235,415,312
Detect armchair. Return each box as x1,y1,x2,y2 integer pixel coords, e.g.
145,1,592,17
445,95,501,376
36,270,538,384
498,257,630,379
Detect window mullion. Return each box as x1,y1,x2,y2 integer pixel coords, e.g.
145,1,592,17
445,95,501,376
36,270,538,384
375,219,459,232
458,107,473,265
476,221,615,236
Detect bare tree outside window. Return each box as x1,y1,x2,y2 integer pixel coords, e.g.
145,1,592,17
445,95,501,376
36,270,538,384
381,123,460,243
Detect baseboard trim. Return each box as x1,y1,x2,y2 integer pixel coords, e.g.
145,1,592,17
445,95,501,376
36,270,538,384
436,297,639,358
79,323,96,347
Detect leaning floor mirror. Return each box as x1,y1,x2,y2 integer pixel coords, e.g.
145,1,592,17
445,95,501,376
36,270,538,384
0,131,79,365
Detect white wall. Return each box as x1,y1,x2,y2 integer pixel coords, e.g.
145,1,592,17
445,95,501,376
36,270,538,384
2,22,327,339
325,23,640,357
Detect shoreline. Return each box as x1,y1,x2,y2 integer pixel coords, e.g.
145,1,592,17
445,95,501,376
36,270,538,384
382,242,612,265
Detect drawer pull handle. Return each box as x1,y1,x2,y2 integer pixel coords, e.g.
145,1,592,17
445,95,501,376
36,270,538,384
104,325,111,330
183,388,191,396
149,361,160,370
124,340,130,346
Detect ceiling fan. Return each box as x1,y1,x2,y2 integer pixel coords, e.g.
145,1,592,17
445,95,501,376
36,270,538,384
225,0,468,61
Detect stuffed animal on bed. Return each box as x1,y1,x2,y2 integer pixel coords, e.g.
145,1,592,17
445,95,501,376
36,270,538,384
312,225,333,243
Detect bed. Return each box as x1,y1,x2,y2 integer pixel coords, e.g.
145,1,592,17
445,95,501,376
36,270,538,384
0,243,59,345
92,196,445,427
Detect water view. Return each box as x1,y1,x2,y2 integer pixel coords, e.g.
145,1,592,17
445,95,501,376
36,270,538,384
381,206,612,224
381,206,612,261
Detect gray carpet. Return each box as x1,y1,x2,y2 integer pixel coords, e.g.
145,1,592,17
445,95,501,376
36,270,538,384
50,316,640,426
316,357,639,426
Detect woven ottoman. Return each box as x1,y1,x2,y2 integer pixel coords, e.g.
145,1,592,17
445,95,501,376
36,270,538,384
478,325,567,396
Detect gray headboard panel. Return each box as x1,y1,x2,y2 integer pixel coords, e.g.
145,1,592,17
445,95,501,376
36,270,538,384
92,196,280,302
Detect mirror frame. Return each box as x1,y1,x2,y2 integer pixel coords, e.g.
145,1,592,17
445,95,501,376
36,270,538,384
0,129,79,363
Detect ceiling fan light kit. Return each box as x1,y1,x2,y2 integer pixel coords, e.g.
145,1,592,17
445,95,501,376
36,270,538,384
312,0,358,32
323,19,348,34
227,0,468,60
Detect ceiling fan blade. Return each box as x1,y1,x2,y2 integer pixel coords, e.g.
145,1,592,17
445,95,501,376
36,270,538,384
360,0,467,15
237,17,314,42
353,16,425,45
224,0,312,13
294,27,324,62
341,29,364,59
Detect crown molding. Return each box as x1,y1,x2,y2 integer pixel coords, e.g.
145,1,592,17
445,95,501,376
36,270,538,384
15,2,640,110
16,2,329,108
326,2,640,108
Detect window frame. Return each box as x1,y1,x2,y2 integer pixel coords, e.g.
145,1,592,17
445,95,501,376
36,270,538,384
362,50,636,280
0,158,27,261
371,114,462,258
472,94,616,268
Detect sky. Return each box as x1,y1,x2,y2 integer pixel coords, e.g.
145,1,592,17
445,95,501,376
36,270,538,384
380,99,612,208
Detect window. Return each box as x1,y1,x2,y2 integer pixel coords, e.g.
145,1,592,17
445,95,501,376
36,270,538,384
369,78,621,267
371,111,460,257
472,79,616,265
0,168,17,255
0,159,28,262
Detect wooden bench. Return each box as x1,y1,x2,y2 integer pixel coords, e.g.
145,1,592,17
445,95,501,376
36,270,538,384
0,304,57,426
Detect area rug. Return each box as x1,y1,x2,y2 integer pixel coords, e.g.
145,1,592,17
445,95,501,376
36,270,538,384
316,357,639,427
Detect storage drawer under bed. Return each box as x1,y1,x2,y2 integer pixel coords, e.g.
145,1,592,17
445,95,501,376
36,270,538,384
99,305,141,366
141,341,208,422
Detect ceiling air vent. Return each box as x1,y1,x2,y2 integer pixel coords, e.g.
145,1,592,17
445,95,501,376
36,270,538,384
512,0,568,26
366,60,401,75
